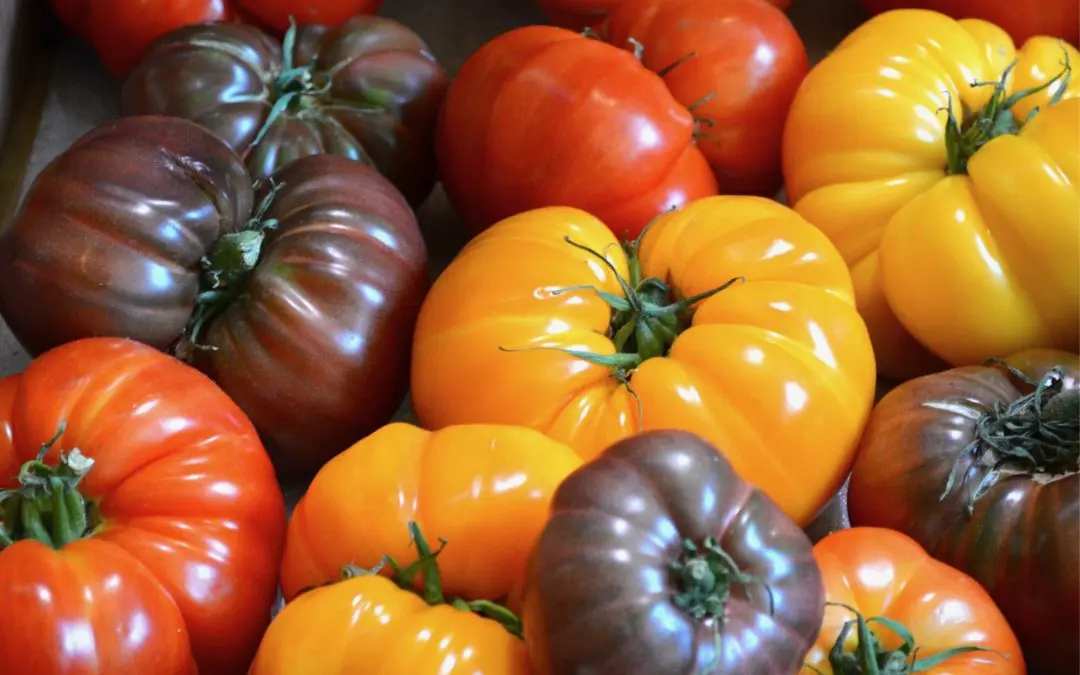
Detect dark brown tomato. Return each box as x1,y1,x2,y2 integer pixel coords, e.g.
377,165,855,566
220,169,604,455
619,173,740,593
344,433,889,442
120,16,449,206
848,349,1080,675
0,116,429,480
522,430,824,674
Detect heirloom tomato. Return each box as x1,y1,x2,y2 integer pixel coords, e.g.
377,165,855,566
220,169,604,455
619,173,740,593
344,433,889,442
860,0,1079,47
537,0,791,32
437,0,807,239
50,0,235,77
280,423,582,602
0,117,429,480
848,350,1079,675
123,16,447,204
236,0,382,34
0,338,285,675
802,528,1024,674
254,523,528,675
784,10,1080,380
523,431,824,674
411,199,876,526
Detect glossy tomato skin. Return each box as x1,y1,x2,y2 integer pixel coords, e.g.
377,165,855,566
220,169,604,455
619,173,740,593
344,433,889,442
411,200,876,526
251,573,529,674
537,0,791,31
0,117,429,479
280,423,583,602
436,25,718,240
848,351,1079,675
237,0,382,34
605,0,808,196
51,0,235,78
860,0,1079,47
524,431,824,673
0,338,285,675
784,11,1080,380
802,528,1024,674
122,17,448,205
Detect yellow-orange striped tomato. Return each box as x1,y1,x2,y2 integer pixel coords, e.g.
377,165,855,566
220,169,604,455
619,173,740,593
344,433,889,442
411,199,876,525
784,10,1080,379
280,423,582,602
252,525,529,675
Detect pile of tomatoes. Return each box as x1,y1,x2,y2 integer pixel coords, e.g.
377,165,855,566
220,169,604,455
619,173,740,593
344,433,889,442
0,0,1076,673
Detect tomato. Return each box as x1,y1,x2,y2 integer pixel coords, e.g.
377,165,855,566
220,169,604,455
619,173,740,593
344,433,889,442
784,11,1080,380
848,350,1079,675
437,1,807,240
253,524,528,674
280,423,583,602
537,0,792,31
802,528,1024,674
236,0,382,34
411,199,876,526
50,0,236,78
122,17,448,205
0,338,285,674
0,117,429,479
523,430,824,673
860,0,1079,47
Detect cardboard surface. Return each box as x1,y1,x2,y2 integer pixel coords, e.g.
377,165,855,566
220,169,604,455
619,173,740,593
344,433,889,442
0,0,872,533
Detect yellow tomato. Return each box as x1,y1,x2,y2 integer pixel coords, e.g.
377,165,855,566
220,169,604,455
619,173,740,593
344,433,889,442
784,10,1080,379
411,198,876,525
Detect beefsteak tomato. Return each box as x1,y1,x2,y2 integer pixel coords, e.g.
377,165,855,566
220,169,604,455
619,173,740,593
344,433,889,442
847,350,1079,675
411,199,876,526
254,524,528,674
859,0,1079,48
122,16,448,205
0,338,285,675
537,0,792,31
523,430,824,673
280,423,583,602
0,117,429,479
236,0,382,34
802,528,1024,674
437,0,807,240
784,10,1080,380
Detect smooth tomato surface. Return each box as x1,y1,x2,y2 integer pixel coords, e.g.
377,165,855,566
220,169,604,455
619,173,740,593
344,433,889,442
251,573,528,674
802,528,1025,674
236,0,383,33
437,25,717,240
0,338,285,674
784,11,1080,379
860,0,1079,46
280,423,583,602
411,200,875,525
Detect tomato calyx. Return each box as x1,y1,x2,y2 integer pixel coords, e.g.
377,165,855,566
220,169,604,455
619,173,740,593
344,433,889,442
807,603,1004,675
0,422,101,550
943,47,1072,175
178,178,285,357
941,361,1080,512
345,522,525,639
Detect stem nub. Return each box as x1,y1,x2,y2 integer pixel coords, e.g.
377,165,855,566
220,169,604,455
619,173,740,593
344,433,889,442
0,422,100,550
817,603,1005,674
941,361,1080,512
943,47,1072,175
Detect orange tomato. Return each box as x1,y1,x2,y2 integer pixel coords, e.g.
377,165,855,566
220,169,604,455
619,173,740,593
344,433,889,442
252,525,528,674
411,199,876,526
280,423,582,602
802,528,1025,674
784,11,1080,380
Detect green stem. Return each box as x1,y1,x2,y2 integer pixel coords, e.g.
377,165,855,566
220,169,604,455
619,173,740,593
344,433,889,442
943,47,1071,175
0,422,98,550
821,603,1005,674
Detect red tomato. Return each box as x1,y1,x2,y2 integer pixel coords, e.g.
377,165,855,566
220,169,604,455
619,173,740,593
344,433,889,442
538,0,792,31
51,0,236,78
0,338,285,674
860,0,1079,46
236,0,383,33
